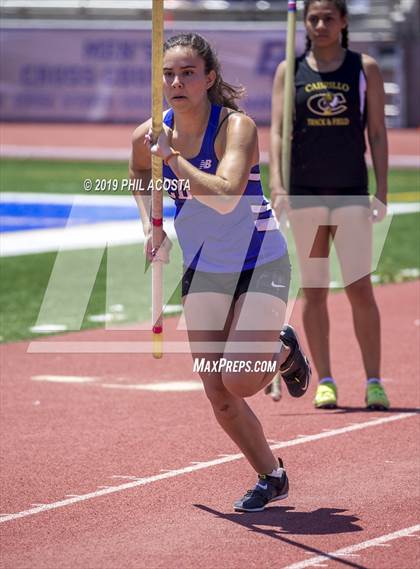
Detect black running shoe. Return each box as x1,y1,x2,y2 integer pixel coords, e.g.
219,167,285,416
234,459,289,512
279,325,311,398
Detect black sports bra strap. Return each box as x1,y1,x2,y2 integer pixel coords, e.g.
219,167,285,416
214,110,244,139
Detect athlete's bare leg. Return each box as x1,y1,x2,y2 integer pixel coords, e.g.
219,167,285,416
222,291,289,396
344,276,381,378
301,286,332,379
183,291,285,474
332,206,380,378
288,207,333,380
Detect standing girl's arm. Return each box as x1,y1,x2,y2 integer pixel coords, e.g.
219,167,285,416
363,54,389,222
269,61,288,219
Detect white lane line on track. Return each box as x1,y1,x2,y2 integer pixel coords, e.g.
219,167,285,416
31,375,203,392
332,553,360,557
0,412,417,524
110,476,141,480
281,524,420,569
101,381,203,392
32,375,95,384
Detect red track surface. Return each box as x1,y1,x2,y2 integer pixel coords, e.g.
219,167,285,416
1,282,419,568
1,123,419,157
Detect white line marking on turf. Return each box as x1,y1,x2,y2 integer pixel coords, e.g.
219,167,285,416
29,324,67,334
388,202,420,214
163,304,183,315
1,219,176,257
281,525,420,569
29,324,68,333
0,412,417,524
1,192,137,206
87,314,118,323
32,375,95,384
2,189,417,258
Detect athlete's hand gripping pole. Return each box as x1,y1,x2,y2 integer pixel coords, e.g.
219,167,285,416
151,0,164,358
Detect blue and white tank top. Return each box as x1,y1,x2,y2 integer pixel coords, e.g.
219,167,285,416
163,104,287,272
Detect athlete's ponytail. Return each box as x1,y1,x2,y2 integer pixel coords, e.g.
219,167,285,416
163,33,244,111
303,0,349,53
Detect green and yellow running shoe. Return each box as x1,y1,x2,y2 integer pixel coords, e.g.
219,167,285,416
314,381,337,409
365,381,390,410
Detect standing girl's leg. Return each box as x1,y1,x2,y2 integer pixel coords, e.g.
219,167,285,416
331,205,379,374
332,205,389,408
288,207,335,377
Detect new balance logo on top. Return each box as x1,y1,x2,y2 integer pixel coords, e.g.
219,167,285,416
199,159,212,169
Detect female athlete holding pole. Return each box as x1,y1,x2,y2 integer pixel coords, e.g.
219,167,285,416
130,33,311,512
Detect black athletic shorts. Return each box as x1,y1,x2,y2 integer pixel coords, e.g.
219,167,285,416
182,255,291,303
289,186,370,210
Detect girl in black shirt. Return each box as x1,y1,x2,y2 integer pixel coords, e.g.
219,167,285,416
270,0,390,410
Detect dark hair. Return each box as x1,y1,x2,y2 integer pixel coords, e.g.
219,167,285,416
303,0,349,53
163,33,244,111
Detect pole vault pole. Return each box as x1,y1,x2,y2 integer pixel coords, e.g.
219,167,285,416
151,0,164,358
281,0,297,194
271,0,297,401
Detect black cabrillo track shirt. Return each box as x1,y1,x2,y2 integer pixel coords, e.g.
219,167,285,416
290,50,368,193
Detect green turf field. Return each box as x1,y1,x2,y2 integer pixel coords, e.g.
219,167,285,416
0,159,419,342
1,158,419,200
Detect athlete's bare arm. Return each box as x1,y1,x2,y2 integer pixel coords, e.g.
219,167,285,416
269,61,287,217
148,112,258,214
363,54,388,219
130,119,153,234
130,119,172,262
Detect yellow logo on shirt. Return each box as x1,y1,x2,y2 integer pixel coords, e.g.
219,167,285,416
307,92,347,117
305,81,350,93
